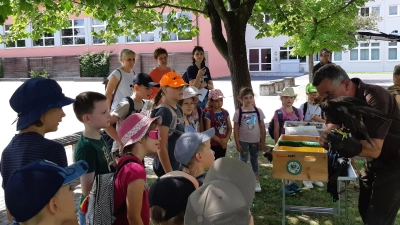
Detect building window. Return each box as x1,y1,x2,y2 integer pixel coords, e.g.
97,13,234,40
127,32,155,43
360,6,380,16
333,52,342,62
4,25,26,48
389,5,399,16
248,48,272,71
92,19,106,44
264,14,272,23
33,33,55,47
61,19,85,45
279,47,306,63
389,42,398,60
162,12,192,42
350,42,380,61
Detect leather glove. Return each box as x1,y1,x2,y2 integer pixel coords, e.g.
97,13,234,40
327,130,362,158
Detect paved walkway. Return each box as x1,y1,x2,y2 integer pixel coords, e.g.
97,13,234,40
0,73,393,224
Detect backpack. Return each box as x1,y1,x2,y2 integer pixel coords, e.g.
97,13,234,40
123,96,145,120
204,108,228,145
86,159,139,225
182,71,190,84
238,107,261,127
155,103,184,137
302,102,308,118
268,106,300,139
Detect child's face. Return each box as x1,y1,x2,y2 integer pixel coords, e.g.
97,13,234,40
53,184,79,224
86,100,111,129
156,53,168,67
121,53,136,69
281,96,295,106
165,86,184,101
136,85,153,100
181,98,195,116
42,107,66,133
193,50,204,63
143,127,160,153
241,94,254,107
307,92,317,101
200,140,214,169
211,98,223,109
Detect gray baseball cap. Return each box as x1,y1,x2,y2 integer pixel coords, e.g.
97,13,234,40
174,128,215,166
184,158,256,225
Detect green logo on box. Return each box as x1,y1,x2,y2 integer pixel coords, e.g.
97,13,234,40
286,160,302,175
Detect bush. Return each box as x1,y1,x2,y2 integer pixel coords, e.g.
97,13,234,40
79,51,112,77
30,69,50,78
0,59,3,78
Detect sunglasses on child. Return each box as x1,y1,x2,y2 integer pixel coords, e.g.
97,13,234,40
147,130,160,140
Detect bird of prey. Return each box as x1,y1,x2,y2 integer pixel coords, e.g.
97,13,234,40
318,96,396,146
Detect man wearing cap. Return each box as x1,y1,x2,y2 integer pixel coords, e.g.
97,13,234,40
313,64,400,224
105,73,159,153
387,64,400,106
0,78,75,223
4,159,88,225
312,48,332,79
185,157,255,225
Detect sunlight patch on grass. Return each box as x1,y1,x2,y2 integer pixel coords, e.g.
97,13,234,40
287,216,299,224
323,220,334,225
260,163,273,168
296,215,319,224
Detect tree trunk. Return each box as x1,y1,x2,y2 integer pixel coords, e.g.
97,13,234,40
308,53,314,83
225,24,252,109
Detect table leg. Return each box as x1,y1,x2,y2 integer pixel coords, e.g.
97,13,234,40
345,181,349,224
337,180,341,216
282,179,285,225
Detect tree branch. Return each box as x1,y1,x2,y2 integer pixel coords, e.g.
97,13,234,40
211,0,229,23
139,3,206,15
240,0,257,22
205,0,228,61
318,0,358,24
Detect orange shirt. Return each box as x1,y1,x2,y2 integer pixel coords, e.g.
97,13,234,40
149,67,172,100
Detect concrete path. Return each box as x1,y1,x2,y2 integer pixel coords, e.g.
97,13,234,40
0,73,393,224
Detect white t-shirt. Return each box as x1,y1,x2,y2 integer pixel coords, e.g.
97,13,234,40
107,69,136,111
299,102,322,121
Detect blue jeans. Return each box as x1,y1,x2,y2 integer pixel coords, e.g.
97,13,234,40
239,141,259,175
79,210,86,225
197,96,208,109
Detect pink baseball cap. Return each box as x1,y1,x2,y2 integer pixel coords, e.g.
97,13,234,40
117,113,161,149
208,89,224,100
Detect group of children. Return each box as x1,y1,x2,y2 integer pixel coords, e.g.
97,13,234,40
0,45,328,225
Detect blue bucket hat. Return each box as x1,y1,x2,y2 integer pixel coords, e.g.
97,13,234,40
9,78,75,130
4,159,89,222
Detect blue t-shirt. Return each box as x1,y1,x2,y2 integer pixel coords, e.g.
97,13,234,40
204,110,230,135
1,132,68,189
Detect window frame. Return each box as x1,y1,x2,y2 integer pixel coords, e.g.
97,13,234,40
388,42,399,61
4,24,26,48
360,6,380,17
388,5,400,16
161,12,193,42
126,32,155,43
279,47,306,63
91,19,107,45
61,19,86,46
349,42,381,62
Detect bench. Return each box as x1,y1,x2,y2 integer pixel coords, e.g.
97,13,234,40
52,131,82,154
270,79,285,91
260,82,275,96
283,77,295,87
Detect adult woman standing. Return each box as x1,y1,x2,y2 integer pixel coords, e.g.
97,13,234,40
185,46,214,108
105,49,137,112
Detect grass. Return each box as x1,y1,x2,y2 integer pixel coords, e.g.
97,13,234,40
147,136,400,225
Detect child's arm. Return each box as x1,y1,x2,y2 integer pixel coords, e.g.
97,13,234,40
234,122,242,152
259,119,266,150
104,115,123,149
126,179,145,225
157,126,173,173
274,119,280,144
80,172,95,197
222,117,233,149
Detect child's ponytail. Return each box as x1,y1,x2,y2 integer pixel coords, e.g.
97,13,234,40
152,89,163,110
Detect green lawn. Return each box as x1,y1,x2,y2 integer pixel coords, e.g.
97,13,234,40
148,136,400,225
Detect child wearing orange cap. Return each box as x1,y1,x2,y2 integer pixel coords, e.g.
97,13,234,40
151,72,189,177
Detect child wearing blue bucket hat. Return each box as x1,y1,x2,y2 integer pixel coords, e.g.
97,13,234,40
1,78,75,224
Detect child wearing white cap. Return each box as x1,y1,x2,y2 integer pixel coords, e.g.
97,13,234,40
178,86,202,132
174,129,215,185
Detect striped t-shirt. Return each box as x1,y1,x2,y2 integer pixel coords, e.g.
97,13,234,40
0,132,67,188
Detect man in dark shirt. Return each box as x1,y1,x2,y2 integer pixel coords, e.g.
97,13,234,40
387,64,400,106
313,64,400,225
312,48,332,79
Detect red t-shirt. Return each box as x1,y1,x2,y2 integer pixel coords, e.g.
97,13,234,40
114,155,149,225
149,67,172,100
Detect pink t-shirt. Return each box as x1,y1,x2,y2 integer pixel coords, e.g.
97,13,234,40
114,155,149,225
273,107,304,134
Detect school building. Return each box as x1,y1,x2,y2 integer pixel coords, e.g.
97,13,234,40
0,13,230,78
245,0,400,74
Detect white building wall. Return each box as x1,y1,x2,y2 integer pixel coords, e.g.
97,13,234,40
245,0,400,73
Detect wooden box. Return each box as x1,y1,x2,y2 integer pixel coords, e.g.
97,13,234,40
272,135,328,182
